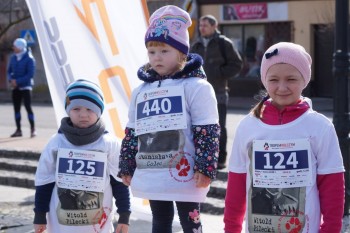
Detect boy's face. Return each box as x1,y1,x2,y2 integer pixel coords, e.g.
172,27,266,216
147,43,183,76
69,106,98,128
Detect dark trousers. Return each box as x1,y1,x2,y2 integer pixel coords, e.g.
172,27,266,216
12,89,35,130
149,200,202,233
218,103,227,163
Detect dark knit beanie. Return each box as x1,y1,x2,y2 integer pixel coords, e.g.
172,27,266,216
65,79,104,118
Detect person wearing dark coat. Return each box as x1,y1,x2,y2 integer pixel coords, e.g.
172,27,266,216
191,15,242,169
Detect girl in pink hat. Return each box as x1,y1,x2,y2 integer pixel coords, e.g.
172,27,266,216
224,42,345,233
118,5,220,233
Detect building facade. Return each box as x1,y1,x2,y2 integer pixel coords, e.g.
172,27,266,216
198,1,337,97
2,1,348,99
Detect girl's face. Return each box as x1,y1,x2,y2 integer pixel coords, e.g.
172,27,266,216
147,43,184,76
69,106,98,128
265,63,305,110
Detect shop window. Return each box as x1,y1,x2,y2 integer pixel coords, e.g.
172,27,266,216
221,22,292,79
222,24,264,79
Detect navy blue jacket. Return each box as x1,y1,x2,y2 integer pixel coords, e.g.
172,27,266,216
7,50,35,88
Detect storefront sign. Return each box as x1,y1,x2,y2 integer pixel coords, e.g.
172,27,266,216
222,3,268,21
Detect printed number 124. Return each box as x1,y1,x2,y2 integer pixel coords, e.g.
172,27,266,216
263,152,298,169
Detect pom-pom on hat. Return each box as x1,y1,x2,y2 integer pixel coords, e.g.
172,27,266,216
260,42,312,88
65,79,104,118
145,5,192,55
13,38,27,51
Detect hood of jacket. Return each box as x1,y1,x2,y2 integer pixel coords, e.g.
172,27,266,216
137,53,206,83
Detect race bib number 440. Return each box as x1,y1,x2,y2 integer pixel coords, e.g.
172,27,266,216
56,148,107,192
135,86,187,135
252,139,312,188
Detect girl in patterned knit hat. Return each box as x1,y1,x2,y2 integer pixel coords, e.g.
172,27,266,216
33,79,131,233
224,42,345,232
118,5,220,233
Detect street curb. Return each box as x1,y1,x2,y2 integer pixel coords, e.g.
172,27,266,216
0,149,38,189
0,149,40,160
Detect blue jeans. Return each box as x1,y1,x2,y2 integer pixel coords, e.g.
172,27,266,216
149,200,202,233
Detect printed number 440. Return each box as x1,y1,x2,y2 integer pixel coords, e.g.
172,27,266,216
143,98,171,116
263,152,298,169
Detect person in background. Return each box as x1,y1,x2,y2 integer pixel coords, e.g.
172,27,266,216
33,79,131,233
7,38,37,137
224,42,345,233
191,15,242,169
118,5,220,233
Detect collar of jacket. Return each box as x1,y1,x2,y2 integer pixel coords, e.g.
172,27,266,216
137,53,206,83
261,99,310,125
15,50,28,61
195,31,222,45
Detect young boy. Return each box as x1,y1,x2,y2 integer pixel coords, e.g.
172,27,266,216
33,79,131,233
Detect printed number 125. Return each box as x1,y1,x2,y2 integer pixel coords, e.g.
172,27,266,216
66,159,96,175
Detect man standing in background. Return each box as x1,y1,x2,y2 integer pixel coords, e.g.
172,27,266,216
191,15,242,169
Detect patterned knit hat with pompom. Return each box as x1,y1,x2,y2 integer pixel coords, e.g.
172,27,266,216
145,5,192,55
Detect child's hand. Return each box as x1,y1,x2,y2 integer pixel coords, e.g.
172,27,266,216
115,223,129,233
121,175,132,186
34,224,47,233
194,172,211,188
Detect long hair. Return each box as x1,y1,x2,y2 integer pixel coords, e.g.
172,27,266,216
251,90,269,119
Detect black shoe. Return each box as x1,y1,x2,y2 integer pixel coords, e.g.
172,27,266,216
10,130,22,137
217,162,226,170
31,128,37,138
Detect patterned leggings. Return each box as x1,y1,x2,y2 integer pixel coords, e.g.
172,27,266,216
150,200,202,233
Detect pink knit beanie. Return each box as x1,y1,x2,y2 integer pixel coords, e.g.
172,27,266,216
145,5,192,55
260,42,312,88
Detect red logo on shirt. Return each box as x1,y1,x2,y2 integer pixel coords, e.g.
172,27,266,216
169,151,194,183
176,156,191,176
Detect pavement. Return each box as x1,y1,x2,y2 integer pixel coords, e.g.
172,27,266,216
0,92,338,232
0,94,229,233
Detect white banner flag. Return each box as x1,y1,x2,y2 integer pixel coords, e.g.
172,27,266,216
25,0,165,223
25,0,149,139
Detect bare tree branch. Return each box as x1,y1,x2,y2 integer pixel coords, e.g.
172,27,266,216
0,14,31,39
0,0,31,41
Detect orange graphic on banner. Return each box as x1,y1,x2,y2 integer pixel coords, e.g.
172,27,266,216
74,0,150,138
141,0,150,25
75,0,119,55
99,66,131,138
